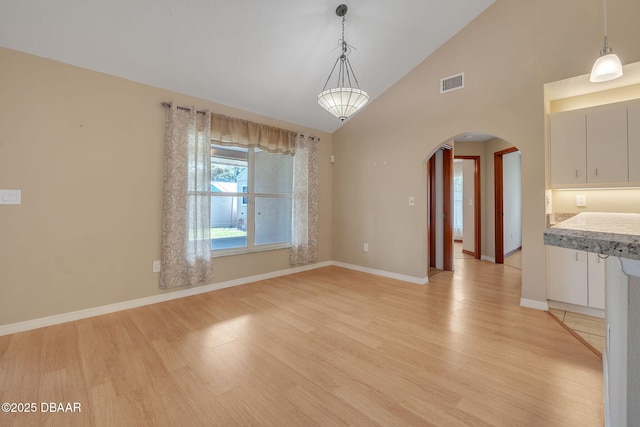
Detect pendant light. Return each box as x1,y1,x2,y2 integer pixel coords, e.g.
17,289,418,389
590,0,623,83
317,4,369,121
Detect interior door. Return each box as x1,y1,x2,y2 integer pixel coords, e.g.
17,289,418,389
427,146,453,272
494,146,519,264
454,156,481,259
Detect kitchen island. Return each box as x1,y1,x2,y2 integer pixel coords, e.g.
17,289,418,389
544,212,640,427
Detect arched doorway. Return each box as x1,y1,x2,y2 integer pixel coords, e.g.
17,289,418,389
448,133,522,267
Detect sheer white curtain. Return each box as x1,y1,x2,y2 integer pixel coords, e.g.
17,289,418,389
290,133,319,265
160,104,214,288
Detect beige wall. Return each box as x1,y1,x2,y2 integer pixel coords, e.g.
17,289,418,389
0,47,333,326
331,0,640,302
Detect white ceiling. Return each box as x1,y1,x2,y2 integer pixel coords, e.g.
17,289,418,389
0,0,494,133
453,132,495,143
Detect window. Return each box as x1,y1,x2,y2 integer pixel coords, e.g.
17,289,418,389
241,185,248,205
210,144,293,254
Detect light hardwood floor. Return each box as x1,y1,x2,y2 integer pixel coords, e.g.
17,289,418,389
0,260,603,426
503,249,522,271
549,308,606,356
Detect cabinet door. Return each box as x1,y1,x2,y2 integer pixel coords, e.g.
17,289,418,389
586,107,628,183
587,252,605,309
629,102,640,182
550,112,587,186
547,246,588,306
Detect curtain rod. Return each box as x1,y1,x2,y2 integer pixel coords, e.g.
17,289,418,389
161,102,319,141
161,102,207,115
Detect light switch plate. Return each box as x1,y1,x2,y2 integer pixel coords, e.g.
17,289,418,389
576,195,587,207
0,190,21,205
152,260,161,273
545,190,553,214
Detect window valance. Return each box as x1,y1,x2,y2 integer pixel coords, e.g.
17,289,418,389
210,113,297,155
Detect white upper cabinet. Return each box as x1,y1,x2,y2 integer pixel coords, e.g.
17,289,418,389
549,99,640,188
586,107,628,184
550,111,586,186
629,101,640,182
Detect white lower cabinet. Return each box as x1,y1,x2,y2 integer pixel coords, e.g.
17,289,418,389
548,246,588,305
587,252,605,309
547,246,605,309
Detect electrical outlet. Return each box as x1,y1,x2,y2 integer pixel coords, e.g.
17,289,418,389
576,195,587,207
152,260,161,273
363,243,369,252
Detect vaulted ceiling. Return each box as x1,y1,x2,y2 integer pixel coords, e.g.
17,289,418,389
0,0,495,133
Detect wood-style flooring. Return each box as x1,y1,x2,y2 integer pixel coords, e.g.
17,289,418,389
0,259,603,426
503,249,521,271
549,308,606,356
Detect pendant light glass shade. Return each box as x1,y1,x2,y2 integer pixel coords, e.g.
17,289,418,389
590,0,623,83
590,51,623,83
317,87,369,121
318,5,368,121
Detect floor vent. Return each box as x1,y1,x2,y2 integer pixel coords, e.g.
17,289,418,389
440,72,464,93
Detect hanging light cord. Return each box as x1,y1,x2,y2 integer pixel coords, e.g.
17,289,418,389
339,16,348,89
341,15,347,55
602,0,610,54
320,14,363,92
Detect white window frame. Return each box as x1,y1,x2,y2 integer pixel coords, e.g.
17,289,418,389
210,145,293,257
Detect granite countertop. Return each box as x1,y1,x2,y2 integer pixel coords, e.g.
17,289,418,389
546,212,578,227
544,212,640,261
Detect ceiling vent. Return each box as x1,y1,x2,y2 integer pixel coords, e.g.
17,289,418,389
440,72,464,93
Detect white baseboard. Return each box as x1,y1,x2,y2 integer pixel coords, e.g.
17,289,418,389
0,261,332,337
332,261,428,285
520,298,549,311
481,255,496,263
8,257,548,336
